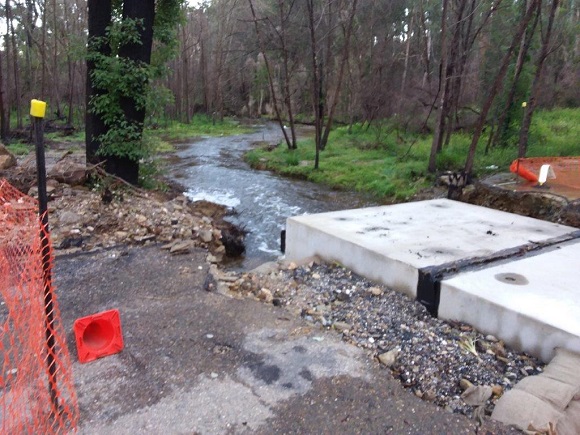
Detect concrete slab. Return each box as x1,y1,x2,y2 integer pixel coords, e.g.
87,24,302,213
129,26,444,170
439,240,580,362
285,199,577,300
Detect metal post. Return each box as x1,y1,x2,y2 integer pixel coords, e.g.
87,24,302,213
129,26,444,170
31,99,59,413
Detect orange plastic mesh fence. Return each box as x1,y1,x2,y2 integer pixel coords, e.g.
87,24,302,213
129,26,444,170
0,179,79,433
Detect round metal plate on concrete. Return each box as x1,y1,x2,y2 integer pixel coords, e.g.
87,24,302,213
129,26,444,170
494,273,529,285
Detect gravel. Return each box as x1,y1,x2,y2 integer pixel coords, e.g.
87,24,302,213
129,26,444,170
226,259,545,420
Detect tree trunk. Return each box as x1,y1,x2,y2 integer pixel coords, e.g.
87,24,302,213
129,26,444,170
464,0,541,176
518,0,559,158
199,11,209,114
428,0,450,173
278,0,297,149
108,0,156,184
0,49,8,140
492,0,539,148
307,0,321,169
320,0,359,150
443,0,474,147
7,0,22,129
24,0,36,96
399,9,414,111
41,0,47,99
52,0,61,115
86,0,112,166
247,0,293,149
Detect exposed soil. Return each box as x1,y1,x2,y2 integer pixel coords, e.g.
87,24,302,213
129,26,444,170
460,174,580,228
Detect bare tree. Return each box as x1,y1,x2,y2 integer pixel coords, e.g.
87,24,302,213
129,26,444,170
518,0,559,157
492,0,540,148
464,0,541,176
428,0,450,173
320,0,359,150
247,0,293,149
306,0,323,168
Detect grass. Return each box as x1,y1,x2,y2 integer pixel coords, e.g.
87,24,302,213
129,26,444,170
245,108,579,202
45,130,85,143
150,114,254,143
5,141,32,155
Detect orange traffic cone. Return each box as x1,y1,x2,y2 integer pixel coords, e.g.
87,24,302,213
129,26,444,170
73,309,124,363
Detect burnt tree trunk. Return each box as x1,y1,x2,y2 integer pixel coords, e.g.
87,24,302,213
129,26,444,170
86,0,112,166
112,0,156,184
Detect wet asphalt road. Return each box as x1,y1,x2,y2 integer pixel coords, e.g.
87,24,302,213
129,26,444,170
54,246,515,434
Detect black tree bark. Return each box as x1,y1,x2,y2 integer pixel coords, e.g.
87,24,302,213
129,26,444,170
86,0,156,185
108,0,156,184
85,0,112,166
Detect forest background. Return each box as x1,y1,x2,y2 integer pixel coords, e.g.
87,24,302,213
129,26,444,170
0,0,578,196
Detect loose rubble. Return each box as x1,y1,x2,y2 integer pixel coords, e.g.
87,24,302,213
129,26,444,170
25,181,237,259
213,258,545,420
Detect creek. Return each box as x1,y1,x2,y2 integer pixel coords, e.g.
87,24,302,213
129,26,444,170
168,122,375,269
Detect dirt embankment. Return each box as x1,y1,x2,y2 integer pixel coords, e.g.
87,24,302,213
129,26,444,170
460,176,580,228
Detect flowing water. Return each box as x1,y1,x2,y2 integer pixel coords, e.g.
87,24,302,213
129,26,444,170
168,122,375,269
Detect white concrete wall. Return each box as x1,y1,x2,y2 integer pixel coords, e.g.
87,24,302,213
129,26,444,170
439,241,580,362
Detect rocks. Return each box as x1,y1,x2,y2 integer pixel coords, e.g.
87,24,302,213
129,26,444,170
27,181,236,258
257,288,273,303
461,385,493,406
168,240,195,254
198,229,213,243
332,321,352,332
58,210,82,226
229,260,545,419
460,378,474,391
0,144,17,169
48,160,86,186
378,348,399,368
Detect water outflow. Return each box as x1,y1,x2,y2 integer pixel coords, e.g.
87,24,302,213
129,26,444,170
168,122,374,270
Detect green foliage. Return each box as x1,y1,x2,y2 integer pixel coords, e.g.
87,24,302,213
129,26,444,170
87,2,184,162
88,18,154,160
152,0,185,67
150,115,253,141
284,151,300,166
138,157,170,191
525,108,580,156
246,108,579,201
45,130,85,145
146,85,175,126
5,141,31,156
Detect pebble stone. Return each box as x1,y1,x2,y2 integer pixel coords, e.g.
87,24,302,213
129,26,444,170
228,261,545,419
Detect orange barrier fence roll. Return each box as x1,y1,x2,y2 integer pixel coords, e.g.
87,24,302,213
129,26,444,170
0,179,79,433
510,156,580,188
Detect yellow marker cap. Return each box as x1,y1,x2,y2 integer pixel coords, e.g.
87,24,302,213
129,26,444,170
30,99,47,118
